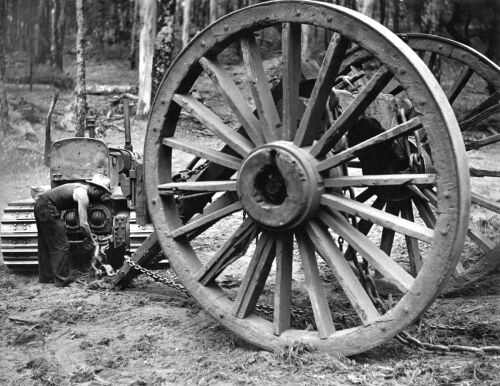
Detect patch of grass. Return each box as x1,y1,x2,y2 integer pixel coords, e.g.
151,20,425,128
26,357,65,385
69,367,95,383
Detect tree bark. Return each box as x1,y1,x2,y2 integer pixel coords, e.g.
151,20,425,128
301,24,313,60
210,0,217,23
0,0,9,131
50,0,61,69
44,91,59,166
153,0,177,97
421,0,444,34
182,0,191,47
34,0,50,64
392,0,400,32
137,0,156,117
129,0,140,69
361,0,376,18
56,0,67,69
74,0,88,137
486,0,500,66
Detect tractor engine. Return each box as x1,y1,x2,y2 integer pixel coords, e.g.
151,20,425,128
49,138,149,271
1,137,153,272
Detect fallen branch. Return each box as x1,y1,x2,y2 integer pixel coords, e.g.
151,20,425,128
45,91,59,166
86,84,138,96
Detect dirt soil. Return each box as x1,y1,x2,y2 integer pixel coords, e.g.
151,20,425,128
1,56,499,386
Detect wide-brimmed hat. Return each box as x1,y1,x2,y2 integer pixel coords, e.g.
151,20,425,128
86,174,111,193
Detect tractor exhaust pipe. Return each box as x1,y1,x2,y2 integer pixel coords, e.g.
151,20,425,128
123,97,133,152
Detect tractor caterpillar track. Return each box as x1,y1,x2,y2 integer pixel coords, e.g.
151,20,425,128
1,199,154,271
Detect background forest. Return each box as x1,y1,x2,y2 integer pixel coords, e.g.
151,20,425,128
0,0,499,136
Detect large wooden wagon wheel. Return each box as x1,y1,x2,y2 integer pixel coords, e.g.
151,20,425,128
144,1,469,355
340,33,500,294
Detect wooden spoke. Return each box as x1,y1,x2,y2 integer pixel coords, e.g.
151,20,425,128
197,217,259,285
173,93,253,157
282,23,302,141
273,233,294,335
294,33,350,147
469,167,500,178
472,192,500,214
323,173,436,188
424,51,438,72
344,197,386,260
316,117,423,172
241,32,281,142
356,197,386,235
186,192,238,240
158,180,237,195
460,104,500,132
413,197,436,229
421,188,438,207
318,210,414,293
446,66,473,104
310,66,394,158
232,231,276,318
466,133,500,151
321,193,434,243
305,220,380,325
467,222,495,253
199,57,266,146
462,92,499,121
296,229,336,338
380,201,400,256
401,199,423,276
167,201,242,239
162,137,242,170
355,187,376,203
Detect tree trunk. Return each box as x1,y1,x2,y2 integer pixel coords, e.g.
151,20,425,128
50,0,61,69
421,0,443,34
56,0,67,70
392,0,400,32
74,0,88,137
379,0,386,25
137,0,156,117
421,0,444,81
486,0,500,67
35,0,50,64
0,0,9,131
210,0,217,23
301,24,313,60
182,0,191,47
361,0,376,18
129,0,140,69
153,0,177,97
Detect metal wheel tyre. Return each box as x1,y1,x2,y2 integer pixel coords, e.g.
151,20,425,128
144,1,470,355
342,33,500,294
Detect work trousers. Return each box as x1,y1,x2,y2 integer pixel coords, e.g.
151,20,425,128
34,197,71,286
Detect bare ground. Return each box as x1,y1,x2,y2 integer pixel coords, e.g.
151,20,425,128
0,58,499,386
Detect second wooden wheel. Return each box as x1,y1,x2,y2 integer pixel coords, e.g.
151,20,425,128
340,33,500,294
144,1,469,355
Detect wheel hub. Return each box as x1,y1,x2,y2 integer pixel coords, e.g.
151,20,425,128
237,141,323,230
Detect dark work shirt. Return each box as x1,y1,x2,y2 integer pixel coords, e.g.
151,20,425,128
40,183,84,210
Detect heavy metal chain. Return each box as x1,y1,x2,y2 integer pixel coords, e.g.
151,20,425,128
123,255,313,327
351,254,500,355
124,255,499,354
172,161,210,183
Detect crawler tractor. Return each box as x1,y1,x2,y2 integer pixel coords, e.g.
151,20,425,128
1,134,154,272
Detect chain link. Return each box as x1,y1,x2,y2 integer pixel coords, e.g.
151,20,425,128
172,161,210,183
123,255,313,326
123,255,499,355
